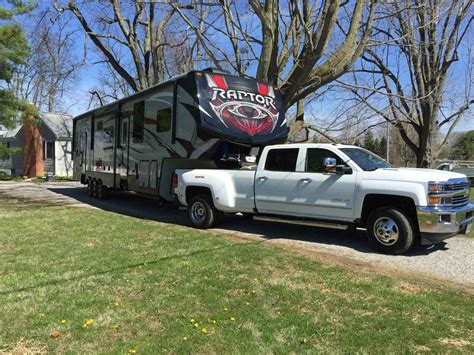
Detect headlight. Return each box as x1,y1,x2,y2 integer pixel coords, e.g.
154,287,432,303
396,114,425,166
428,182,446,192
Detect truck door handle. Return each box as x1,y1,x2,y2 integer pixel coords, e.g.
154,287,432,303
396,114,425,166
258,176,268,181
300,178,312,183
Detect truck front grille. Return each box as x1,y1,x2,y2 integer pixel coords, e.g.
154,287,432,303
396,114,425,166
451,194,469,207
445,182,469,191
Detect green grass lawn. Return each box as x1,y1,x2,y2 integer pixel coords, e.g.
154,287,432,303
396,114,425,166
0,199,473,353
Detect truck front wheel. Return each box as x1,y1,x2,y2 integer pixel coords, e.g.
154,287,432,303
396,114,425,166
188,194,221,229
367,207,415,254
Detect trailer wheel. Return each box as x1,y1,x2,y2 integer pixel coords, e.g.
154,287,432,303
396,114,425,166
91,179,99,199
96,180,108,200
367,207,415,255
188,194,221,229
87,179,94,197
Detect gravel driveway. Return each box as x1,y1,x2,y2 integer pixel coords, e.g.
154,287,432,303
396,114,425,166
1,180,473,286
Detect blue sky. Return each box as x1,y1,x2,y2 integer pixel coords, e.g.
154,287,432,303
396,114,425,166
12,1,474,135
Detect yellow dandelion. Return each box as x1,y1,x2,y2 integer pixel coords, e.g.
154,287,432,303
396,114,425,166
128,348,137,353
114,302,120,307
190,318,195,323
113,324,119,329
60,320,66,324
193,322,199,328
253,278,258,282
229,317,236,321
212,320,217,324
182,336,188,341
224,307,228,312
245,302,250,306
83,319,94,328
201,327,208,334
251,290,256,294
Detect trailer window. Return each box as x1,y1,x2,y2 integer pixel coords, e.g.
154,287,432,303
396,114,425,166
122,121,128,145
264,148,298,172
133,101,145,143
156,107,171,132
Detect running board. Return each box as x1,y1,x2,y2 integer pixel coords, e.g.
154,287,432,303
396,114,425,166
254,215,349,230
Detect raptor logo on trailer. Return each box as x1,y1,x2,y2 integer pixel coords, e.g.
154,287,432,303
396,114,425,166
205,73,279,136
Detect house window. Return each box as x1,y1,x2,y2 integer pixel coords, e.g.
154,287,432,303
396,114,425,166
43,141,54,160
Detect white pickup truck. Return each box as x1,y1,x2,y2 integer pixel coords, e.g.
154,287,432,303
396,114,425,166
174,143,473,254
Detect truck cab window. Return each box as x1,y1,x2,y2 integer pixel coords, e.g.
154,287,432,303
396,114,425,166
306,148,344,173
265,148,299,172
156,108,171,132
132,101,145,143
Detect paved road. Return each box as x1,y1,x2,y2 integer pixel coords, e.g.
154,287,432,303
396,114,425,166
1,181,473,286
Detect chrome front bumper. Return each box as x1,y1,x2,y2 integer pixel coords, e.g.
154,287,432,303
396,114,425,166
416,202,474,245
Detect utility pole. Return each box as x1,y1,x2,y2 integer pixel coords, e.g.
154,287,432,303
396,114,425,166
386,121,390,163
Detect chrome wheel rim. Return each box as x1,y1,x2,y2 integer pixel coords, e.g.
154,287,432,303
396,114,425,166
373,217,399,246
191,201,207,224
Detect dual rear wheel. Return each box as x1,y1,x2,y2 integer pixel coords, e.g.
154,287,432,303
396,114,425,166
188,194,222,229
87,178,108,200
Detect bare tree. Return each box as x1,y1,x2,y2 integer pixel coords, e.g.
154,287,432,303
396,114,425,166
54,0,195,95
340,0,473,167
10,10,85,112
172,0,376,115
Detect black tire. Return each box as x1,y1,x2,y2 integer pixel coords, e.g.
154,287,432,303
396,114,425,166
366,207,415,255
87,179,94,197
96,180,108,200
241,213,254,220
188,194,221,229
91,179,99,199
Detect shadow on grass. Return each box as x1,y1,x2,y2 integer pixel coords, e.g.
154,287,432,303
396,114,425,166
0,239,264,296
45,186,448,257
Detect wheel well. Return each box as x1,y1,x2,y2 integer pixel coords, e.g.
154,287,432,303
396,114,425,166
185,186,212,204
360,194,418,228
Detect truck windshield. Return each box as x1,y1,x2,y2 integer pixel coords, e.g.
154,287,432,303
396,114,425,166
340,148,391,171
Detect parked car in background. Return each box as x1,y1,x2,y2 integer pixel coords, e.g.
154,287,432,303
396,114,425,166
437,161,474,186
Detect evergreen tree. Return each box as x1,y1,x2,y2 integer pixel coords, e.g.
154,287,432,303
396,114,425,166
373,137,381,156
0,1,35,159
455,131,474,160
379,136,388,159
363,130,376,153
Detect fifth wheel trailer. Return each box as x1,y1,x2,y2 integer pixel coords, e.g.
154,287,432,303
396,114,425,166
72,69,288,200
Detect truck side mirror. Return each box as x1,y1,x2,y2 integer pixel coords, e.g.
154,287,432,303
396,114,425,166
323,157,337,173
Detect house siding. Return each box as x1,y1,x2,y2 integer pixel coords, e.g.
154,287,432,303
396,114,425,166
54,141,73,176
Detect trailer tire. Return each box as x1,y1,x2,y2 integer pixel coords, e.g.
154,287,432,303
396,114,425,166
87,179,94,197
188,194,221,229
91,179,99,199
367,207,415,255
96,180,108,200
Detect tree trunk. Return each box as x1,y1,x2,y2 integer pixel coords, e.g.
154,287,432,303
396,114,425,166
296,99,304,122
